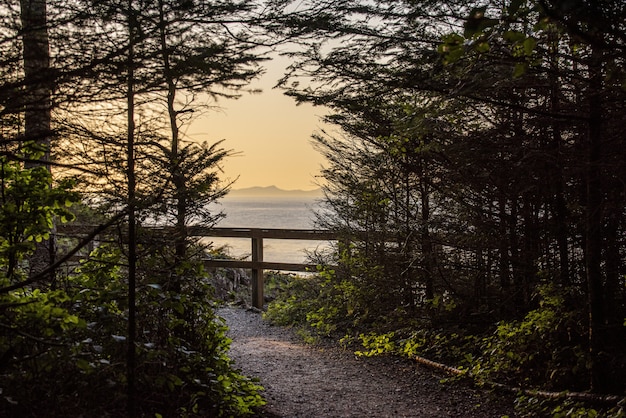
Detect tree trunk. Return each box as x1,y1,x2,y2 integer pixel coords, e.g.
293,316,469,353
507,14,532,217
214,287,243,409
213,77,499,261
157,0,187,275
548,41,570,286
420,181,434,301
498,193,511,289
603,212,620,326
20,0,51,161
585,45,606,393
20,0,54,280
126,1,138,414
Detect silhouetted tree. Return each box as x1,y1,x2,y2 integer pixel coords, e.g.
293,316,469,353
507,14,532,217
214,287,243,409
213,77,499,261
271,0,625,392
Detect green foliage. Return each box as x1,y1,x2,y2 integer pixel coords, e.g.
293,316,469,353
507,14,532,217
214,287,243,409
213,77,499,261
354,332,396,357
0,155,79,281
264,272,323,327
265,250,393,339
436,1,552,78
469,285,588,390
153,140,231,231
1,241,265,416
513,395,626,418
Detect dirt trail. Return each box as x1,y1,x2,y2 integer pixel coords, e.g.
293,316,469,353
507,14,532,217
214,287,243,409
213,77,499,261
219,307,516,418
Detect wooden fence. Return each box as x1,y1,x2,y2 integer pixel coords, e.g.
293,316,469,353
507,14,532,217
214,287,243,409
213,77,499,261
58,225,339,309
191,227,338,308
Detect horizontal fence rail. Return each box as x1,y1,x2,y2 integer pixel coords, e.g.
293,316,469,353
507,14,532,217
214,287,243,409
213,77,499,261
200,228,338,274
188,226,339,241
58,225,340,309
198,228,339,308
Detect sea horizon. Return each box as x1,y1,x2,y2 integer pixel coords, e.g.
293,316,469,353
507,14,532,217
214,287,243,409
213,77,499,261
228,185,323,199
207,193,330,265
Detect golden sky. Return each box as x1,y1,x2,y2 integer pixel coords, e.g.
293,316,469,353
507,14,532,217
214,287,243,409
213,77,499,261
187,56,327,191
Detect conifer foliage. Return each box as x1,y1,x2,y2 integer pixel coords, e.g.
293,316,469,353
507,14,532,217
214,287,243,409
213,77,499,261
1,0,268,415
266,0,626,399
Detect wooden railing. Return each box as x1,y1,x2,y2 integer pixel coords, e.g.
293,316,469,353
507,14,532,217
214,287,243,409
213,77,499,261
58,225,339,309
192,227,338,308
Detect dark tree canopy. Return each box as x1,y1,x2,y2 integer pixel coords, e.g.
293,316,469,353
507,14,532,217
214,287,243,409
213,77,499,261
265,0,626,397
0,0,272,416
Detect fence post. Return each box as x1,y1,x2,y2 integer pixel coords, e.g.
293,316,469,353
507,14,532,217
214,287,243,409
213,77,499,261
251,233,264,309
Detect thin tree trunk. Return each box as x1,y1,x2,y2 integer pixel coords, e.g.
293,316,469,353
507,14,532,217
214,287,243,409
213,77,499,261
548,31,569,285
585,45,606,393
603,212,620,326
509,194,524,315
157,0,186,275
520,192,536,308
402,170,415,308
420,181,434,301
498,193,510,289
20,0,51,163
126,1,137,414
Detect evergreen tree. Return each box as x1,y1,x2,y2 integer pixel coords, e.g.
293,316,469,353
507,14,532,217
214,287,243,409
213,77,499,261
270,0,625,393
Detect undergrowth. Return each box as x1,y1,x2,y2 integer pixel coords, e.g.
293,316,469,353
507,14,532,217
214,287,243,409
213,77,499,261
1,244,265,417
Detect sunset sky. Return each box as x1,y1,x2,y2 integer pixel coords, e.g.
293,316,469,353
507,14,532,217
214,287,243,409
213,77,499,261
187,56,327,191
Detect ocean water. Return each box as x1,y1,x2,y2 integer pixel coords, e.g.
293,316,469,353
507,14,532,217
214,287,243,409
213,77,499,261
206,196,332,265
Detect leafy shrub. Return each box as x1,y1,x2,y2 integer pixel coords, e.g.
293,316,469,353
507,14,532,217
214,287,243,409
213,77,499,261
268,245,409,337
512,395,626,418
0,243,265,416
470,284,588,391
264,273,322,327
0,155,79,281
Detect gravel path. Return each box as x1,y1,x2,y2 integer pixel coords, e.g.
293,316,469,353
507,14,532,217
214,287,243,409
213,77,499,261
219,306,516,418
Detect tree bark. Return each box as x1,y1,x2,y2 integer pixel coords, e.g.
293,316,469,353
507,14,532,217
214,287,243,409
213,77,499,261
548,33,570,285
20,0,51,161
498,193,511,289
157,0,187,275
585,45,606,393
126,1,137,414
20,0,54,279
419,169,434,301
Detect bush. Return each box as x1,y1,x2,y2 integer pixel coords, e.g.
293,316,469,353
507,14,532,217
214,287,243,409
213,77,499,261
470,285,588,391
0,244,265,416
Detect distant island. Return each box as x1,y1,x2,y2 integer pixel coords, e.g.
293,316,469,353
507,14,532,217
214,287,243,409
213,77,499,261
229,185,323,197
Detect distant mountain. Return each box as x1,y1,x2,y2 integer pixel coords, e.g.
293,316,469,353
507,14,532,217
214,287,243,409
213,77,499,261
229,185,322,197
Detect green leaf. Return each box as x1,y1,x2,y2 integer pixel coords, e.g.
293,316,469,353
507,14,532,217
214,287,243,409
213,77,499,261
513,62,527,78
439,33,464,53
173,301,185,315
523,37,536,56
76,358,93,372
476,42,490,53
504,30,526,43
444,48,464,65
533,17,550,32
464,7,487,38
463,7,498,39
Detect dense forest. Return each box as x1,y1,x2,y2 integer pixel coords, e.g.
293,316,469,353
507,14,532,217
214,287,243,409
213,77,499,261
1,0,270,415
0,0,624,417
264,0,626,416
